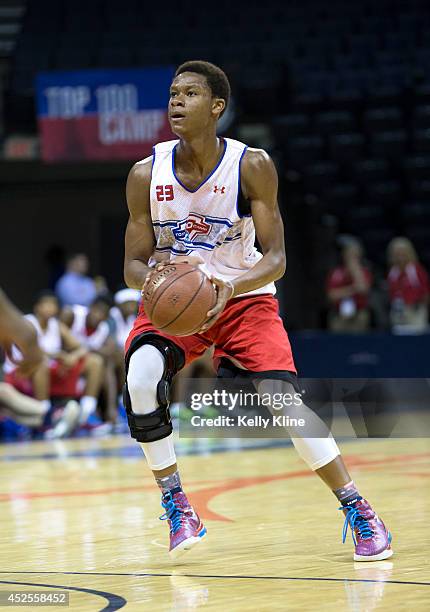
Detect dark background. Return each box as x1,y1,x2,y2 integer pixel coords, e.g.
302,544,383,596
1,0,430,333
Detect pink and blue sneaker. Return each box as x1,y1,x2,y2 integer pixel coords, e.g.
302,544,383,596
340,498,393,561
159,490,207,559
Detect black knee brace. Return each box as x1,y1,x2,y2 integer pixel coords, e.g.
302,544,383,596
123,333,184,443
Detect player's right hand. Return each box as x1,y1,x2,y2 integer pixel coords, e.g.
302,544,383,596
141,260,190,295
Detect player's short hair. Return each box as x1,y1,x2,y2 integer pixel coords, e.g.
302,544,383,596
66,252,87,263
90,295,113,310
175,60,230,116
33,290,58,307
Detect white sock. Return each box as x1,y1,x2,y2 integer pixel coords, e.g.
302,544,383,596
80,395,97,424
290,435,340,471
127,345,177,471
41,399,51,415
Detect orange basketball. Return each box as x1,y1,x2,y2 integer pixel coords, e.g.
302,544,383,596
142,262,217,336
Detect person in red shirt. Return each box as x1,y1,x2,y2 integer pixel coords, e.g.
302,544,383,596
387,237,429,332
327,238,373,332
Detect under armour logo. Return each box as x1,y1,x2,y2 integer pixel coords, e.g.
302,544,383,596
214,185,225,194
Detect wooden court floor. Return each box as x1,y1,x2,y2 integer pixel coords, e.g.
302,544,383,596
0,435,429,611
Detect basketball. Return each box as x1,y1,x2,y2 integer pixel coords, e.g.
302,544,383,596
142,262,217,336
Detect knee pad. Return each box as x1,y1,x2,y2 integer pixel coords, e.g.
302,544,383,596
124,334,184,443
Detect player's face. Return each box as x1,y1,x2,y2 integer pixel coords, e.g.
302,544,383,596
89,304,109,326
35,297,59,320
71,254,89,275
120,300,138,317
392,244,410,267
168,73,221,136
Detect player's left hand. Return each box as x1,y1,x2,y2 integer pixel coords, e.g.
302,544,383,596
199,276,234,332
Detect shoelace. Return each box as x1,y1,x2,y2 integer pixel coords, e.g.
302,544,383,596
340,505,374,545
159,494,185,535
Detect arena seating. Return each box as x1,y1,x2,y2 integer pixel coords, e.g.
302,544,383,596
4,0,430,271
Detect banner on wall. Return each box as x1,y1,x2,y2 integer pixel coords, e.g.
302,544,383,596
36,67,175,161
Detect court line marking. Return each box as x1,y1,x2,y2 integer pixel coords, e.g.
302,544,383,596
1,451,429,523
0,579,126,611
1,572,429,587
0,440,293,462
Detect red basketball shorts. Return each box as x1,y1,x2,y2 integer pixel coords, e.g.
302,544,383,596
125,294,296,374
5,359,85,398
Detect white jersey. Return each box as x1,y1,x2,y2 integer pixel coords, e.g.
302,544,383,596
110,306,136,348
70,305,110,351
3,314,61,373
147,137,275,296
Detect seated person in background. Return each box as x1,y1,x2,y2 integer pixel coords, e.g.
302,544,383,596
55,253,97,307
0,287,79,437
326,237,372,333
4,291,103,428
387,237,429,333
61,296,118,424
110,288,140,349
109,289,140,405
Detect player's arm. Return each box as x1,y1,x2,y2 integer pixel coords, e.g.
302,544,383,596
59,306,75,328
201,149,285,330
124,158,157,290
0,287,44,376
230,148,286,295
58,322,88,366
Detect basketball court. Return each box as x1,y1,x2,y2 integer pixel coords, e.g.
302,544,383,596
1,435,429,611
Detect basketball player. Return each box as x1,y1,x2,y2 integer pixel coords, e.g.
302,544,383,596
123,61,392,561
4,291,103,429
60,296,119,425
0,287,79,435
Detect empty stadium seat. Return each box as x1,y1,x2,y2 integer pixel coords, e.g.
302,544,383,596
287,136,324,168
329,133,365,162
403,156,430,181
327,89,362,111
410,180,430,199
324,183,359,215
370,130,408,158
400,201,430,224
344,206,386,233
272,114,311,139
351,158,390,184
363,107,403,132
303,162,340,193
315,111,356,135
363,228,396,264
412,105,430,129
411,129,430,153
365,181,402,208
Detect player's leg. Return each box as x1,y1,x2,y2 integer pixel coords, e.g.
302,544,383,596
255,377,392,561
214,295,392,561
79,352,104,424
0,377,80,437
0,381,46,425
31,360,51,414
125,333,207,558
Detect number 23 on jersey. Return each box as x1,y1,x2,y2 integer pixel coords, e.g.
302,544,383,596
156,185,174,202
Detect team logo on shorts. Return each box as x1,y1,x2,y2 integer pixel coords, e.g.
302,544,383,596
173,213,213,244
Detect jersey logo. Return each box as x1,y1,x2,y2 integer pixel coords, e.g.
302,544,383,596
156,184,174,201
172,213,212,243
214,185,226,194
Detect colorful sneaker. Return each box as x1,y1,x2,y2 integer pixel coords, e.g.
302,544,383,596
80,413,112,437
340,499,393,562
159,490,207,559
44,400,80,439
